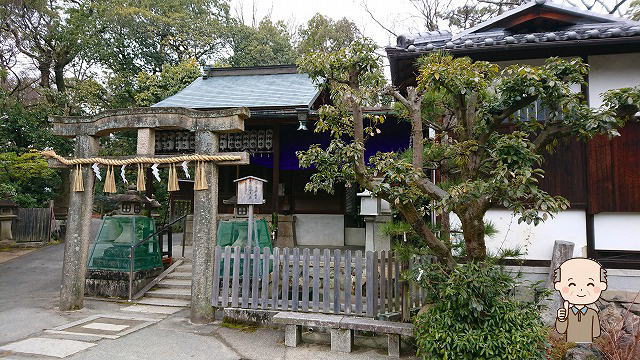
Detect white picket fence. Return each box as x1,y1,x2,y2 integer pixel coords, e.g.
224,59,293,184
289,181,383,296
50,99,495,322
211,246,434,317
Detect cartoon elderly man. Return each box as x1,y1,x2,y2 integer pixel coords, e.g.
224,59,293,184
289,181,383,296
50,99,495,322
554,258,607,343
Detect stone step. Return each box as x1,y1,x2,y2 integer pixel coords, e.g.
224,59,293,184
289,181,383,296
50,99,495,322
135,298,190,307
157,279,192,289
121,304,185,314
146,288,191,300
174,265,192,273
166,272,192,280
172,257,192,264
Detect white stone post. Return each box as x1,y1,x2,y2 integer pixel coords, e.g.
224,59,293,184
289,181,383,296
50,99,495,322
136,128,155,155
59,135,98,311
191,130,219,323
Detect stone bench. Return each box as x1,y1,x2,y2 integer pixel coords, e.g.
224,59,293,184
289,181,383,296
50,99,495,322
272,312,414,357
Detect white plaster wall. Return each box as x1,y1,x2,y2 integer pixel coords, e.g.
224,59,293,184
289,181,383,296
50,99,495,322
594,212,640,251
505,266,640,292
588,53,640,108
451,209,587,260
345,227,365,247
295,214,344,247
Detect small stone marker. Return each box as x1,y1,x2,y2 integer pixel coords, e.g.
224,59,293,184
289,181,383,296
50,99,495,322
542,240,575,325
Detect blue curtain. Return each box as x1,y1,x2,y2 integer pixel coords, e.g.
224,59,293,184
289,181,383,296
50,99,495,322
250,119,411,170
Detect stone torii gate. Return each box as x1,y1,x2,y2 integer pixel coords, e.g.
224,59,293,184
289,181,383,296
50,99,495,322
47,107,249,323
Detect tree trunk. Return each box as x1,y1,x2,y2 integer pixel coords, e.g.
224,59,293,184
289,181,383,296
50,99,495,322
396,201,455,269
458,203,488,261
38,59,52,89
54,63,66,93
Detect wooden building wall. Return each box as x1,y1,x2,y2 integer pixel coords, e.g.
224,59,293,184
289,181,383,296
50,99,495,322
587,121,640,214
538,138,588,208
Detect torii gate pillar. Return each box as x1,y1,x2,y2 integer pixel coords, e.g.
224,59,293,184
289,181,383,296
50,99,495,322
191,130,219,323
60,135,99,311
48,107,250,316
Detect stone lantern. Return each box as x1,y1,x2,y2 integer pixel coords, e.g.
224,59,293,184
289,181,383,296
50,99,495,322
110,185,160,216
0,199,18,242
357,189,392,252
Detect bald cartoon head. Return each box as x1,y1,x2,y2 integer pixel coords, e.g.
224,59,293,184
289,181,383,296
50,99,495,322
554,258,607,306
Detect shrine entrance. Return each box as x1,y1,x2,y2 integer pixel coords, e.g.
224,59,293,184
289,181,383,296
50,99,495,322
43,107,249,323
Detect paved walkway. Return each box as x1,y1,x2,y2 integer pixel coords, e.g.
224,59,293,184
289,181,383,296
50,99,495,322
0,243,413,359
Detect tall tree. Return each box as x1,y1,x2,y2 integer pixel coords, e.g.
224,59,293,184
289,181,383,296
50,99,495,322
226,18,296,67
0,0,95,100
134,59,201,107
88,0,231,76
297,14,361,55
298,40,640,267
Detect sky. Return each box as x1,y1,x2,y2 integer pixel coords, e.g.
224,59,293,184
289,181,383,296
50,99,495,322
229,0,445,49
229,0,631,51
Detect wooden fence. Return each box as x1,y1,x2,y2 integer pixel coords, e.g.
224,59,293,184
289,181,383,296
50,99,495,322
211,246,434,318
13,207,55,243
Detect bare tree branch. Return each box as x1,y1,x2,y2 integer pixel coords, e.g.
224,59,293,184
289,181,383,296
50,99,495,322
361,2,397,37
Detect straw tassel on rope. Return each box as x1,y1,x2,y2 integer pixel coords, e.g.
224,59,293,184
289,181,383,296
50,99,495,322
194,161,208,191
72,164,84,192
136,164,146,192
104,165,117,193
167,163,180,192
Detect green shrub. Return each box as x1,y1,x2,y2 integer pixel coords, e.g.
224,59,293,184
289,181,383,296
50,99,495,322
412,262,549,359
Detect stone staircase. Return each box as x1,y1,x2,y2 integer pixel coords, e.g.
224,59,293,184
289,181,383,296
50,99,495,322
136,260,192,308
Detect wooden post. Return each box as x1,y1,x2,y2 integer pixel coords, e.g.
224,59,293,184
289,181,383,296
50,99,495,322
247,204,253,246
401,259,410,322
272,125,280,214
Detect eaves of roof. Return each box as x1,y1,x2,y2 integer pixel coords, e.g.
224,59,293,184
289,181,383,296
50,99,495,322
386,22,640,58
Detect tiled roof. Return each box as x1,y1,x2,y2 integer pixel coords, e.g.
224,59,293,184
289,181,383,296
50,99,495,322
152,71,320,110
391,22,640,54
387,0,640,55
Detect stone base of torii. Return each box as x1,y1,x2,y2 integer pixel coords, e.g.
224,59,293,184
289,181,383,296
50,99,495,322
46,107,250,323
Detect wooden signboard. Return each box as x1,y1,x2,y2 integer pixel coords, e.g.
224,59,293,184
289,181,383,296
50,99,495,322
234,176,267,247
235,176,267,205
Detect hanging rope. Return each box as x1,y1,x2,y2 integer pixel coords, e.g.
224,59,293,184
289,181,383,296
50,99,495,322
136,164,146,192
40,150,241,165
72,164,84,192
104,165,116,193
167,163,180,192
194,161,208,190
43,150,235,193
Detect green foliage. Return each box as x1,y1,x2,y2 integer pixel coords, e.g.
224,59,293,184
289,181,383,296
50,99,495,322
416,52,629,225
297,14,360,55
0,152,59,207
226,19,296,67
87,0,231,75
134,59,201,107
297,38,387,194
412,262,549,359
0,91,72,154
382,220,414,237
297,41,639,262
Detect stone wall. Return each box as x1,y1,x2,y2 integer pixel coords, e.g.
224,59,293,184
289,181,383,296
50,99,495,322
85,267,162,298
